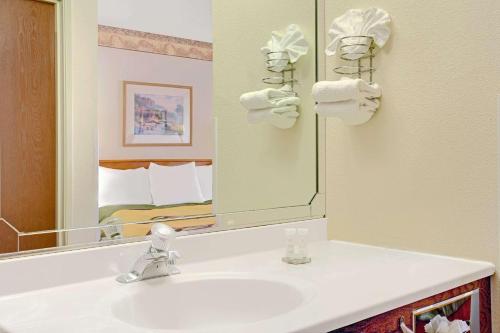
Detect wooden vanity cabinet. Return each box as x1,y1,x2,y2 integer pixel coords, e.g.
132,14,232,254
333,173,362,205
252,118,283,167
330,278,491,333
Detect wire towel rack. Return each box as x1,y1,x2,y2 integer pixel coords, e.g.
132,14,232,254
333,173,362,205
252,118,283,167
262,51,297,95
333,35,375,84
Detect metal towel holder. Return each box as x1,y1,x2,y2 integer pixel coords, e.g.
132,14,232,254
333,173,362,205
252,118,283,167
333,35,376,84
262,51,298,96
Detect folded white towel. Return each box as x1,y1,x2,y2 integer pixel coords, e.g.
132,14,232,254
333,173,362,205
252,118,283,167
240,88,291,110
268,113,298,129
326,8,391,58
424,315,470,333
315,98,379,125
361,97,380,110
312,78,381,103
261,24,309,72
273,110,300,118
270,105,298,115
247,105,299,124
274,96,302,107
315,98,379,115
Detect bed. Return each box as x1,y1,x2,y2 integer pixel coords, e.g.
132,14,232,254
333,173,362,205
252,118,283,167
98,159,215,239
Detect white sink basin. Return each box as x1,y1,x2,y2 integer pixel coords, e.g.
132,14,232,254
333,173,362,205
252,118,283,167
112,273,313,331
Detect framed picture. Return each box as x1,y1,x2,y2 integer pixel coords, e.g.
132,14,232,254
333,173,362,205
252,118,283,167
123,81,192,146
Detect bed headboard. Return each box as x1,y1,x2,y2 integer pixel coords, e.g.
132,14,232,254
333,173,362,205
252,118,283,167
99,159,212,170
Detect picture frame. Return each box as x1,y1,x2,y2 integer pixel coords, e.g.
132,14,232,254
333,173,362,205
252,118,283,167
123,81,192,146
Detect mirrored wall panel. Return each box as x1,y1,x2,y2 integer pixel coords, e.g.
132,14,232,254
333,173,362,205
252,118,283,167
0,0,321,257
214,0,318,217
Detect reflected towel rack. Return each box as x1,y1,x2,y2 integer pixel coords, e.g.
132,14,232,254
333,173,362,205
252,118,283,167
262,51,298,96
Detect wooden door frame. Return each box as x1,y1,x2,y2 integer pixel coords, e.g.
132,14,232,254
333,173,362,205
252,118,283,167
35,0,66,240
26,0,67,245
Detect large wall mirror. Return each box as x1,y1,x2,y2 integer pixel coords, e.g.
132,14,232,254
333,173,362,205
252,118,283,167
0,0,324,257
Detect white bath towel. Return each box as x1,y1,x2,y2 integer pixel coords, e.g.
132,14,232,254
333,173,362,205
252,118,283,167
261,24,309,72
312,78,381,103
270,105,298,115
247,106,299,124
315,98,379,115
272,110,300,119
240,88,291,110
274,96,302,107
424,315,470,333
326,8,391,58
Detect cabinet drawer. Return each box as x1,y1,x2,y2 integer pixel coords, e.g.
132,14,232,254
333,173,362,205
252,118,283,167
330,278,491,333
411,290,478,333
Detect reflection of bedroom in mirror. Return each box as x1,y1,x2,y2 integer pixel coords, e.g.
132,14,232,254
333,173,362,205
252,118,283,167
97,0,215,241
0,0,320,257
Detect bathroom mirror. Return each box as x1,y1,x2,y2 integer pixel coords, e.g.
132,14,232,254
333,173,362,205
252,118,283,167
0,0,324,257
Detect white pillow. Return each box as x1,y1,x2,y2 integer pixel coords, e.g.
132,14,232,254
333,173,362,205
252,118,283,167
148,162,205,206
98,167,152,207
196,165,213,201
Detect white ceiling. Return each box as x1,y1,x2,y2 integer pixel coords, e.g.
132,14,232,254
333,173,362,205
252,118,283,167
98,0,212,42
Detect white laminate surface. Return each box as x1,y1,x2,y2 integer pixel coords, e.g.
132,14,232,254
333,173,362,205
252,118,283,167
0,239,494,333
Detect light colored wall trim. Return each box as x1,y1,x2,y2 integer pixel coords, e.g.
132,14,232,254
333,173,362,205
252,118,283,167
98,25,213,61
54,0,64,235
62,0,99,243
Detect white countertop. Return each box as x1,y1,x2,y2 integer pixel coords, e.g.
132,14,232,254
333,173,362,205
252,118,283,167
0,240,494,333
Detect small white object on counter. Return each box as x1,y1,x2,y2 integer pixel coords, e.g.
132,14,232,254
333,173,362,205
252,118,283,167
283,228,311,265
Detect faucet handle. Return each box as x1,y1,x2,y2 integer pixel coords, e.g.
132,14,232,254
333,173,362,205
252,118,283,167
167,250,181,275
168,250,181,264
150,223,176,252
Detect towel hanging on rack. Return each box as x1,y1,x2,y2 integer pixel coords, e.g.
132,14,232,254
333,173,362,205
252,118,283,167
326,8,391,58
239,24,308,130
240,86,296,110
240,84,301,130
319,8,391,126
312,77,381,125
261,24,309,72
312,78,381,103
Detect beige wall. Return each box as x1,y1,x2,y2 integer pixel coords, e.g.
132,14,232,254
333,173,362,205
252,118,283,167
213,0,317,214
324,0,500,328
97,47,213,160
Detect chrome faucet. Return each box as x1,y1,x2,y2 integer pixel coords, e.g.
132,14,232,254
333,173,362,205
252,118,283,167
116,223,180,284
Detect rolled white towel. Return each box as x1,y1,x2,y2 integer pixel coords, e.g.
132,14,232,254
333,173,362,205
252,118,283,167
270,105,298,114
240,87,291,110
315,98,379,116
247,106,299,124
275,110,300,118
312,78,381,103
274,96,301,107
268,113,298,129
361,97,380,110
